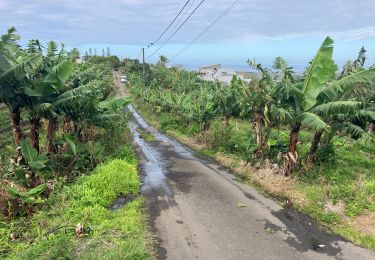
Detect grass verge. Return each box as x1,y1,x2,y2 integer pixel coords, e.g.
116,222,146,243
0,155,151,259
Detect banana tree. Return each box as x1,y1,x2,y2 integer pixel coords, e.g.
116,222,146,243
186,86,217,132
216,76,241,126
274,37,336,172
0,27,42,147
24,41,75,153
307,61,375,162
279,37,375,172
240,60,275,158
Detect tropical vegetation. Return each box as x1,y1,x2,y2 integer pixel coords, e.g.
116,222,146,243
0,27,150,259
127,37,375,249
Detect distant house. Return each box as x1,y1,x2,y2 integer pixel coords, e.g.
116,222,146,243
199,64,251,85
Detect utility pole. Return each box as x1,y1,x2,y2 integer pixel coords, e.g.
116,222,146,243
142,47,146,86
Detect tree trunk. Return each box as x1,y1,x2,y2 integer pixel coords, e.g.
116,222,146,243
306,129,324,164
46,117,58,154
202,121,210,132
252,111,265,159
253,112,263,147
284,124,301,175
288,124,300,153
30,117,41,153
10,107,24,147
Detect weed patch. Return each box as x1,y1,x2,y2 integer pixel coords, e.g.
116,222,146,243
1,159,151,259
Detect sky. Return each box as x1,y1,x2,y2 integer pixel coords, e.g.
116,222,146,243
1,0,375,70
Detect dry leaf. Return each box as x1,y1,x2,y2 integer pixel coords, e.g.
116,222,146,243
237,202,247,208
75,223,84,238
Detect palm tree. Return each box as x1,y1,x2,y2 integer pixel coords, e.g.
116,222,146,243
157,55,169,67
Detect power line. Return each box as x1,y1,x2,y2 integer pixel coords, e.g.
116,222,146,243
167,0,198,39
148,0,192,48
146,0,197,59
147,0,207,59
136,48,142,60
171,0,242,60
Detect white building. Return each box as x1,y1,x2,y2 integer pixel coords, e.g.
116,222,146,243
199,64,251,85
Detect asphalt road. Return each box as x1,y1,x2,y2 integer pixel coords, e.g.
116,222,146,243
128,105,375,260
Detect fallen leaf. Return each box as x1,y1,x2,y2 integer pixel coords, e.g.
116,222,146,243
237,202,247,208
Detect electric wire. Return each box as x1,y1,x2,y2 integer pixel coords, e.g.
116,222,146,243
147,0,207,59
171,0,242,60
148,0,192,48
167,0,198,40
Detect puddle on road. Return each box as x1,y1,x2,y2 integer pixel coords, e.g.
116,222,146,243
128,107,173,196
128,105,194,159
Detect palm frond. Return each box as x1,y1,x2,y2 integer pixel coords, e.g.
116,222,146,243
319,68,375,101
99,97,132,111
344,122,365,137
354,110,375,122
273,56,288,70
297,112,329,130
272,107,293,124
45,59,74,88
35,102,56,118
0,53,42,84
311,101,362,117
301,36,337,110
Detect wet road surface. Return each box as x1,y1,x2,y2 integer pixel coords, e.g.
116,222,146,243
128,105,375,260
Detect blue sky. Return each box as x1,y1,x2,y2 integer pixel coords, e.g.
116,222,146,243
1,0,375,70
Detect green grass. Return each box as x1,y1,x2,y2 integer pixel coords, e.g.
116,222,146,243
136,128,155,142
0,157,151,259
132,94,375,251
0,107,10,129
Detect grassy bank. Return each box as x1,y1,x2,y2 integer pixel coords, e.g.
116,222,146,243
132,99,375,251
0,155,151,259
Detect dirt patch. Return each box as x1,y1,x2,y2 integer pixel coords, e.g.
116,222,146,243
351,212,375,237
325,200,346,216
211,152,309,207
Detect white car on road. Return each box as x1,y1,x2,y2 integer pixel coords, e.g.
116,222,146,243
120,75,127,83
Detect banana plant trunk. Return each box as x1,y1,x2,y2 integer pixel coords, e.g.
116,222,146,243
253,111,263,147
288,124,301,153
46,117,58,154
252,111,265,159
30,117,41,153
306,129,324,163
202,121,210,132
10,107,24,147
284,123,301,174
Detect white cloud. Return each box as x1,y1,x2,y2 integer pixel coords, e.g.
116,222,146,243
0,0,374,46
